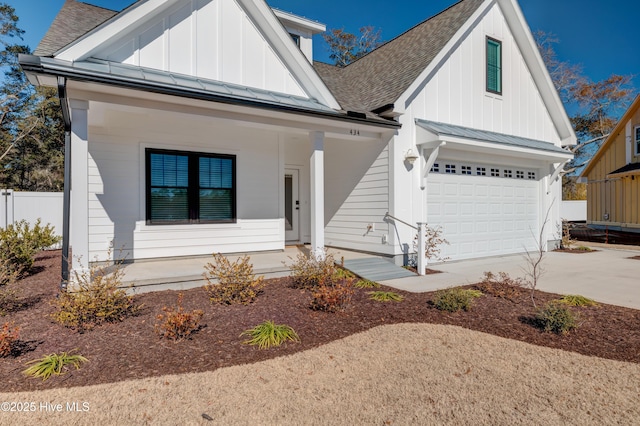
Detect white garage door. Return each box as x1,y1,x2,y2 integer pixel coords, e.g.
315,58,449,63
427,163,540,261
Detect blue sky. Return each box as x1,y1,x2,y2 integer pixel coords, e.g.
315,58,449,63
6,0,639,89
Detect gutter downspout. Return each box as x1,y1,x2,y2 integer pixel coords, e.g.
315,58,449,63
57,76,71,291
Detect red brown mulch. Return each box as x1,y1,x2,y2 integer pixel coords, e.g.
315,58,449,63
630,256,640,261
1,250,639,393
553,248,596,254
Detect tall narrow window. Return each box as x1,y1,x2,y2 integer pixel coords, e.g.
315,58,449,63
486,37,502,95
635,126,640,156
146,149,236,224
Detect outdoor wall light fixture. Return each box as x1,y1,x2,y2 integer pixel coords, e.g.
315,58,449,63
404,149,419,165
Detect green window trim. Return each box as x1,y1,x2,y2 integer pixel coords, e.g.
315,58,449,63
145,148,236,225
486,37,502,95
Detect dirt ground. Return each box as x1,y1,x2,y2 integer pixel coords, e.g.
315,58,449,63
0,251,639,424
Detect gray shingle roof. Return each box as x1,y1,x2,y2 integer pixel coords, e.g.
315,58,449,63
416,119,571,155
314,0,485,113
34,0,117,57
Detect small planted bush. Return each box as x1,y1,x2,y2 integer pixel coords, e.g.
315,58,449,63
51,262,141,332
355,279,380,289
0,322,19,357
288,251,337,290
0,219,61,277
477,271,524,300
433,288,483,312
0,258,19,286
155,293,204,341
535,302,578,334
204,254,264,305
23,350,88,381
241,321,299,349
0,288,20,316
369,291,403,302
310,279,355,313
558,295,598,307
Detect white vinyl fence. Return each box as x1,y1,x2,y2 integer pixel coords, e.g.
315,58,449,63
0,190,64,236
560,200,587,222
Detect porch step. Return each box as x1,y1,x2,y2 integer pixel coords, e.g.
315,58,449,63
342,258,416,282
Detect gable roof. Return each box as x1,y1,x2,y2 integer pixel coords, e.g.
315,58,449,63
34,0,117,57
581,95,640,177
314,0,485,113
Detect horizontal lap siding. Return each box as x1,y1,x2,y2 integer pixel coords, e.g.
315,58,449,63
326,147,392,253
86,112,282,263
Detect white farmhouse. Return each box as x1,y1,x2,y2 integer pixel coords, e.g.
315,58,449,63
20,0,574,283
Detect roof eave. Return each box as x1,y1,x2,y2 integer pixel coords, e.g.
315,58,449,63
19,54,400,130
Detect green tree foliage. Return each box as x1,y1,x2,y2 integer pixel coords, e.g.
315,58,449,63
0,4,64,191
322,26,382,67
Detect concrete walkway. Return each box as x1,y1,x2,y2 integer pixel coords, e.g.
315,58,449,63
381,245,640,310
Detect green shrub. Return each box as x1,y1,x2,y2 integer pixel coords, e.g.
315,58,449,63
575,245,593,252
155,293,204,341
433,288,483,312
368,291,403,302
0,258,19,286
355,279,380,289
0,322,19,357
310,279,355,313
558,295,598,307
23,350,88,381
535,302,578,334
241,321,300,349
204,254,264,305
0,219,61,277
51,261,141,332
288,251,337,290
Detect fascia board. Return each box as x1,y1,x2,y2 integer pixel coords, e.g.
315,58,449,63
439,134,574,162
397,0,495,110
273,9,326,33
498,0,576,146
56,0,180,62
237,0,341,110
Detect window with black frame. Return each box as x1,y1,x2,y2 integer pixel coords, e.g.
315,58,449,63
146,149,236,224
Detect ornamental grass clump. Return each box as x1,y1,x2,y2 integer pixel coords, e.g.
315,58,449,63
241,321,300,349
355,279,380,289
23,350,88,381
368,291,404,302
204,254,264,305
433,288,483,312
535,301,578,334
0,322,19,357
558,294,598,307
155,293,204,341
51,260,141,332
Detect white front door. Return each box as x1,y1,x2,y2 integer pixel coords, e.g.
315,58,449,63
285,168,300,242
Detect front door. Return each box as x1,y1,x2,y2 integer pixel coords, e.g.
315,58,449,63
284,168,300,242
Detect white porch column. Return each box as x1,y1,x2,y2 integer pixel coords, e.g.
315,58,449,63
309,131,325,258
416,222,427,276
70,100,90,275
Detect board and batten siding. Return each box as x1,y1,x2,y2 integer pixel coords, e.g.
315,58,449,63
86,106,283,262
325,147,393,254
408,2,560,144
93,0,306,98
585,107,640,227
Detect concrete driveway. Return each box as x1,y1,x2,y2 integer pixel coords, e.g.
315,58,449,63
380,243,640,310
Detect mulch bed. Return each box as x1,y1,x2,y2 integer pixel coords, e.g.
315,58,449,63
630,256,640,261
1,250,639,393
553,248,597,254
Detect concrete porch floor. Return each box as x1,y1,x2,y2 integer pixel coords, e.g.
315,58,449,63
120,245,384,294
